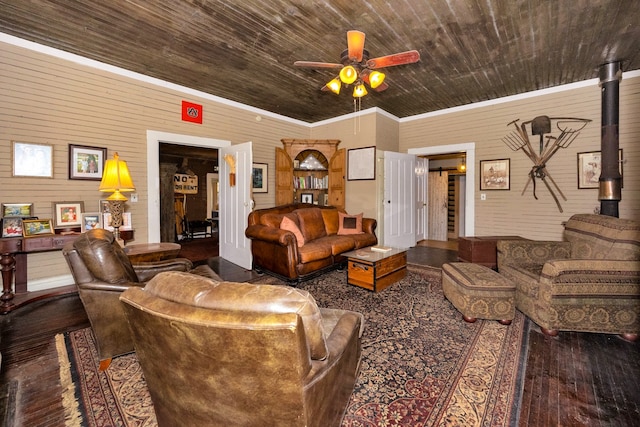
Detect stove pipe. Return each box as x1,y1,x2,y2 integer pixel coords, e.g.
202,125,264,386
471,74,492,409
598,61,623,217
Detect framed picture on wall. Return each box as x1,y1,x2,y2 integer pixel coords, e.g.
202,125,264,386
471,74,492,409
577,149,623,189
347,146,376,180
480,159,510,190
68,144,108,181
252,163,268,193
12,141,53,178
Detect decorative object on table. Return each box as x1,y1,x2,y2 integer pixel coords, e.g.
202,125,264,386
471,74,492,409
502,115,591,212
21,219,54,238
1,203,33,218
1,217,24,238
577,149,623,189
252,163,268,193
68,144,107,181
479,159,510,190
12,141,53,178
98,152,135,245
347,146,375,180
52,201,84,229
300,193,313,204
103,212,132,231
81,212,102,232
223,154,236,186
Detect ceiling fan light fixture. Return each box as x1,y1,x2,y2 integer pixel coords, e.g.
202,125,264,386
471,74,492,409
368,71,386,88
353,83,368,98
325,77,342,94
339,65,358,84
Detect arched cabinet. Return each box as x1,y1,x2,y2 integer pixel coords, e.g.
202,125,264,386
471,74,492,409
275,139,345,209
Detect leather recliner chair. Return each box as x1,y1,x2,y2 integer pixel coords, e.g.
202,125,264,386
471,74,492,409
120,271,364,427
62,229,220,370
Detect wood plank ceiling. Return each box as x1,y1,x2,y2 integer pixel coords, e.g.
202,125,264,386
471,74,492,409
1,0,638,122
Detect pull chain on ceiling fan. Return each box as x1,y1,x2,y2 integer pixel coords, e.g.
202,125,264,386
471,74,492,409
294,30,420,99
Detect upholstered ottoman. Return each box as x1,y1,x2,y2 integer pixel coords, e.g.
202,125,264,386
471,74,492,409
442,262,516,325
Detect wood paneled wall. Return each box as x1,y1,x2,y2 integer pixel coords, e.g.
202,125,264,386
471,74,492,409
0,41,308,289
400,76,640,240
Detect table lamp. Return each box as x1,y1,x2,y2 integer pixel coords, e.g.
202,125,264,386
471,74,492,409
99,152,135,245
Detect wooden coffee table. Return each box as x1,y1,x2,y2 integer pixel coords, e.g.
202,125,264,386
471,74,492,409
343,247,407,292
124,242,181,263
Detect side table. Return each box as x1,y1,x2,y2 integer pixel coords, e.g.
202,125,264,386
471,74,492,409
124,242,181,263
457,236,526,270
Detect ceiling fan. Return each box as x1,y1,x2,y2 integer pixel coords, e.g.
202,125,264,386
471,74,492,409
294,30,420,98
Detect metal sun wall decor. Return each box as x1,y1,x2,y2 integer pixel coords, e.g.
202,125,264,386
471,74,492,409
502,115,591,212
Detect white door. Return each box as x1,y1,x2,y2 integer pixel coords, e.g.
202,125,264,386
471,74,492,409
219,142,253,269
428,171,449,241
415,157,428,242
383,151,417,248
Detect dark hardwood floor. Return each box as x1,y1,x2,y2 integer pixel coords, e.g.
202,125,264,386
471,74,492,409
1,243,638,426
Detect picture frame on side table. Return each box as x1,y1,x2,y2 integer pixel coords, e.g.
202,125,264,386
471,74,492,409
2,217,24,238
301,193,313,204
52,201,84,229
69,144,108,181
577,149,623,189
2,203,33,218
252,163,268,193
99,199,111,214
12,141,53,178
347,146,376,181
81,212,103,232
22,219,55,238
480,159,510,190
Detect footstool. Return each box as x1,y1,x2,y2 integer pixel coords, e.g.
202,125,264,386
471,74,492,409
442,262,516,325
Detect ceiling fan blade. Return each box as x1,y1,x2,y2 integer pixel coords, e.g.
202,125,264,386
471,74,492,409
294,61,342,69
367,50,420,69
347,30,365,62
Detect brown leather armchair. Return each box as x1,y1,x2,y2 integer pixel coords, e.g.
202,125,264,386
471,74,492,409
62,229,220,370
120,271,364,427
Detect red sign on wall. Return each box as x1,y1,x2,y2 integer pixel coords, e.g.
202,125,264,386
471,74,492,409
181,100,203,124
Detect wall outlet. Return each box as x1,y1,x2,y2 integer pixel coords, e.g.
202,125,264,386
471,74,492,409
480,193,486,201
130,193,138,203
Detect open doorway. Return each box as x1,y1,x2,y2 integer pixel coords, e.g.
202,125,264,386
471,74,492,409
408,143,476,241
159,142,218,244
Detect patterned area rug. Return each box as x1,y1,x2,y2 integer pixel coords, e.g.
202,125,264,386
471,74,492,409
57,265,528,426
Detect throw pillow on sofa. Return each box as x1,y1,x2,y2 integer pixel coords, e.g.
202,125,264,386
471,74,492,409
338,212,364,235
281,216,305,247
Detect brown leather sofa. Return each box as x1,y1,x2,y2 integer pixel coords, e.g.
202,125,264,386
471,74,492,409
246,204,377,282
497,213,640,340
62,229,220,369
120,270,364,427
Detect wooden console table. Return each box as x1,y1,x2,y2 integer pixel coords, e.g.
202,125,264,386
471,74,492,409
457,236,526,270
1,230,134,314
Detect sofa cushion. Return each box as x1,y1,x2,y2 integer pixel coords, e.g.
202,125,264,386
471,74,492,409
564,214,640,260
144,271,329,360
321,209,340,235
314,235,356,255
281,216,305,247
296,208,327,242
338,212,364,235
297,240,333,264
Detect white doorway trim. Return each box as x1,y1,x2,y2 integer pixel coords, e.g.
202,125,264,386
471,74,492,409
146,130,231,243
408,143,475,236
